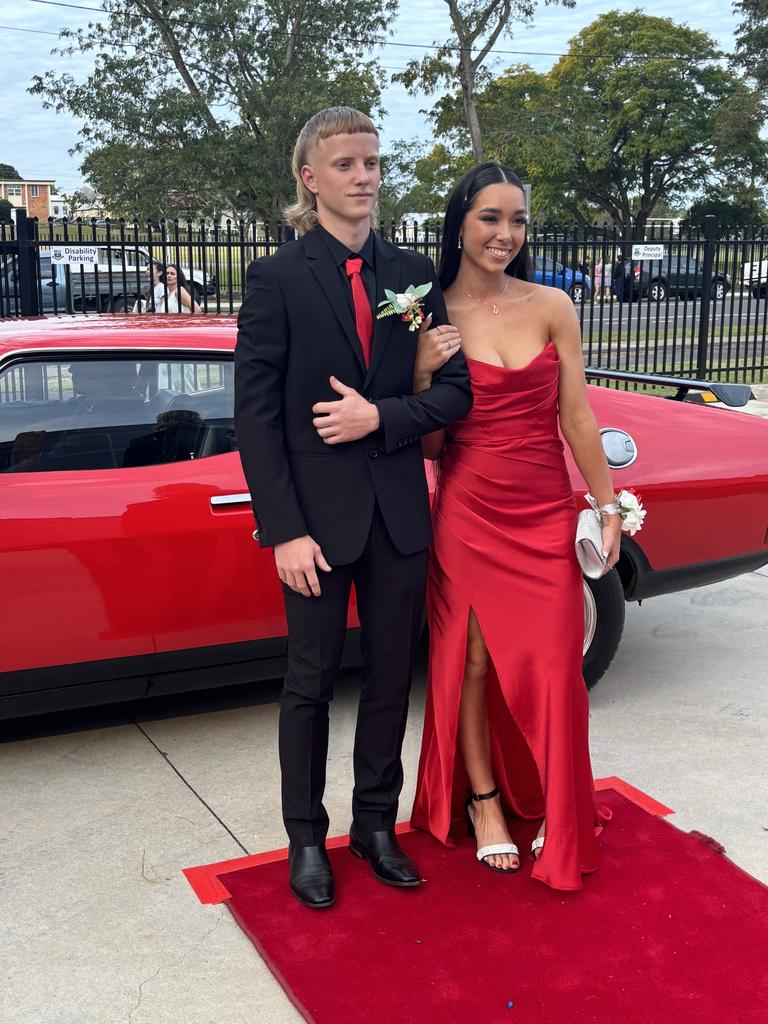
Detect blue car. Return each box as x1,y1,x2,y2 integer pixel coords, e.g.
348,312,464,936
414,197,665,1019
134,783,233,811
533,256,592,302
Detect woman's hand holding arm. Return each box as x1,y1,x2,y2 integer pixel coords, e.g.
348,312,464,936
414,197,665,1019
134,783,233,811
412,313,462,392
412,314,462,459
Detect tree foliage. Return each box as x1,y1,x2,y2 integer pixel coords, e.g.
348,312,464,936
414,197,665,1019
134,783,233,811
0,164,22,180
733,0,768,92
0,199,13,223
394,0,572,161
475,12,766,234
380,141,475,220
31,0,396,221
684,186,768,233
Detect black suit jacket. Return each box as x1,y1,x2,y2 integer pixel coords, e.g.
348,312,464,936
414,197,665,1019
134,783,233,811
234,229,473,565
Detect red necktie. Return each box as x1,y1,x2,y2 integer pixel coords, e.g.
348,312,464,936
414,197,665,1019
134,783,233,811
345,257,373,367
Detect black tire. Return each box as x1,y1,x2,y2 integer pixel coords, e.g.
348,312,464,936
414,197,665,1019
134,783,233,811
192,282,205,304
649,279,667,302
569,282,584,303
751,284,767,300
109,295,127,313
710,279,728,301
582,569,625,690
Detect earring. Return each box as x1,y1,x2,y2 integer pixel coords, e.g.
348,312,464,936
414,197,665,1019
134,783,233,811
458,236,462,250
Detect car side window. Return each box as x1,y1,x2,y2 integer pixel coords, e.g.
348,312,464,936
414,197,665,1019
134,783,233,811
0,355,236,473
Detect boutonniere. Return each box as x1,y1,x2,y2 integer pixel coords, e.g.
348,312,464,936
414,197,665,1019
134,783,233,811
376,282,433,332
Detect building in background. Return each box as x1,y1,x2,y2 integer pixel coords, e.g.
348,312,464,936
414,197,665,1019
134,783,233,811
50,195,70,221
1,178,57,220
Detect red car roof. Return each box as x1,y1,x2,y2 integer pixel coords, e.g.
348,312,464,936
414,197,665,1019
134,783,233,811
0,315,238,357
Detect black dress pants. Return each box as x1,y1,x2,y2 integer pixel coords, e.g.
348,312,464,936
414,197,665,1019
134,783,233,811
279,505,428,846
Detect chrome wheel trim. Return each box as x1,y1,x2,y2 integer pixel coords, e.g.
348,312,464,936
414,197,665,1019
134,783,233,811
583,579,598,656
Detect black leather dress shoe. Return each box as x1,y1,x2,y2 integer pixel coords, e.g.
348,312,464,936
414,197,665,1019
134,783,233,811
348,826,421,887
288,844,335,909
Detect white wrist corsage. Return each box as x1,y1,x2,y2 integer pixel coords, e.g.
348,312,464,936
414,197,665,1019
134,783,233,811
585,488,647,535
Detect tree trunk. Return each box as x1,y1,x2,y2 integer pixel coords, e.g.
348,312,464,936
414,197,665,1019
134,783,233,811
460,64,485,161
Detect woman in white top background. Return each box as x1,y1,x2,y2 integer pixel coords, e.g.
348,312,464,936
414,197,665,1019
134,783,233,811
159,263,201,313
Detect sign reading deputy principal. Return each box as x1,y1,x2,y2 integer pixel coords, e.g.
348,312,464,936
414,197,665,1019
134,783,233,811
631,244,665,260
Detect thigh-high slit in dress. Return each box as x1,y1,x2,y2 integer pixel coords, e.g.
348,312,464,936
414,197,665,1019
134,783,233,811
410,340,611,891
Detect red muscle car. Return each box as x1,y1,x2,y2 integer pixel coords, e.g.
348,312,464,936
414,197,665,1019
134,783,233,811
1,315,766,717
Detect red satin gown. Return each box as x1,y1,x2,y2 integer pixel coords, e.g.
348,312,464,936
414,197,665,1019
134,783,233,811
410,340,610,891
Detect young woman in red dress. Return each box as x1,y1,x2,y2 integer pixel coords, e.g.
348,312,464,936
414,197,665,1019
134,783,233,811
410,163,617,890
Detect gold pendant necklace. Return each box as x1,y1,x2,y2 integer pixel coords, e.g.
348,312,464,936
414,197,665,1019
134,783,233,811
464,276,509,314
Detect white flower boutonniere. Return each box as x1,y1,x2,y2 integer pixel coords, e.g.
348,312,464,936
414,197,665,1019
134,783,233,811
376,282,433,332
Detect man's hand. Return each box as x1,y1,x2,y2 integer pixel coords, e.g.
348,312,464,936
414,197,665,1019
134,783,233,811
275,535,332,597
312,377,380,444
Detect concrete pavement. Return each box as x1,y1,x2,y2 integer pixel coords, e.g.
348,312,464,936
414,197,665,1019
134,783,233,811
2,570,767,1023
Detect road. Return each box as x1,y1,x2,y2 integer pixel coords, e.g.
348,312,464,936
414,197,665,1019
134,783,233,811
2,570,767,1024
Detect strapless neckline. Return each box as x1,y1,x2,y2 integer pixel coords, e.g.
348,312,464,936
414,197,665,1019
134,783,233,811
464,338,554,373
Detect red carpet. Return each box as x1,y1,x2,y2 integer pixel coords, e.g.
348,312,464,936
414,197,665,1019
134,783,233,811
185,786,768,1023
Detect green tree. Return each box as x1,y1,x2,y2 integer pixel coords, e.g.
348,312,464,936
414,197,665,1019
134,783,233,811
474,11,768,235
394,0,573,161
31,0,396,221
733,0,768,92
684,186,767,233
0,164,22,180
380,141,474,221
0,198,13,222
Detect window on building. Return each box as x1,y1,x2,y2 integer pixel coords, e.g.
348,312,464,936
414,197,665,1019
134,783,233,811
0,356,236,472
30,185,39,198
7,185,22,197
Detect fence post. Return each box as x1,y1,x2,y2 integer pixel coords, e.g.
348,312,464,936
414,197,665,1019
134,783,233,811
695,214,716,379
16,208,40,317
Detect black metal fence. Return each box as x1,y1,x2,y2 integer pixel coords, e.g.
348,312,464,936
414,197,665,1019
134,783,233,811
2,210,766,383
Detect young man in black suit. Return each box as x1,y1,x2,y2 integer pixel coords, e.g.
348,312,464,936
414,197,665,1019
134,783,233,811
235,107,472,908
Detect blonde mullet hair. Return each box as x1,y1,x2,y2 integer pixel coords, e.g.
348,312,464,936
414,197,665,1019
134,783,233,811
284,107,379,235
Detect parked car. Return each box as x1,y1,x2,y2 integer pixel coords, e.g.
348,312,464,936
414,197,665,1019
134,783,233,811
614,254,731,302
533,256,592,302
742,257,768,299
1,248,217,314
1,316,766,717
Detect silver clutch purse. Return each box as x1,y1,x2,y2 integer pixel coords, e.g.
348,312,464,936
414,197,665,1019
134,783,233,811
575,509,607,579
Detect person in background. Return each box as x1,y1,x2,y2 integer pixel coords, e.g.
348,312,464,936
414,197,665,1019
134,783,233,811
158,263,200,314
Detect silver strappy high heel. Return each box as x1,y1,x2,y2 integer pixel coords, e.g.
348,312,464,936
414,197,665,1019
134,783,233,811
465,787,520,874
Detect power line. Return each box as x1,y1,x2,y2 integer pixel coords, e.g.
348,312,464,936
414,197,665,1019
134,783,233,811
2,23,61,35
29,0,102,9
22,0,733,64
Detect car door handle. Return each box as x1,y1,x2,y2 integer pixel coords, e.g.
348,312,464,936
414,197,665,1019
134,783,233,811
210,492,252,507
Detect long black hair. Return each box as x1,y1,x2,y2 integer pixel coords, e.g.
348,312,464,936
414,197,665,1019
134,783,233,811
162,262,190,291
438,162,532,291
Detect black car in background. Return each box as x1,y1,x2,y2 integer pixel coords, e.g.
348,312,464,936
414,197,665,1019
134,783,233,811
614,254,731,302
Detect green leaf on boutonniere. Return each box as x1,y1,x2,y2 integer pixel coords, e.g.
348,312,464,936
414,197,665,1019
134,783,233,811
408,283,433,299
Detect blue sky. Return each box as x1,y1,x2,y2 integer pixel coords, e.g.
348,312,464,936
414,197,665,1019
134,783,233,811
0,0,742,194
